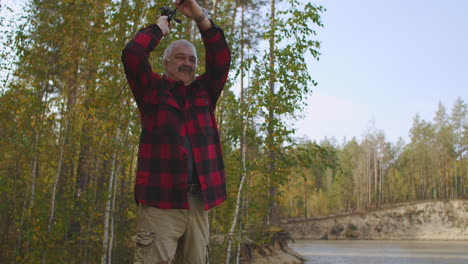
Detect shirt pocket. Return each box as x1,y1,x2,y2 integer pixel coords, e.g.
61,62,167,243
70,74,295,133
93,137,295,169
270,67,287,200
143,95,183,137
192,96,215,136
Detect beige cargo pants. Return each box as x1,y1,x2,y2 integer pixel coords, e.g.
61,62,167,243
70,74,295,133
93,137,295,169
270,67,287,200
132,192,209,264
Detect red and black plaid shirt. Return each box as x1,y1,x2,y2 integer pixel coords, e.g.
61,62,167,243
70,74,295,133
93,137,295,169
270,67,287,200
121,21,231,210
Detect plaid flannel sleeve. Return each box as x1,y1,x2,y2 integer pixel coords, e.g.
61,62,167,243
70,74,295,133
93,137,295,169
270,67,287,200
199,21,232,105
121,24,164,108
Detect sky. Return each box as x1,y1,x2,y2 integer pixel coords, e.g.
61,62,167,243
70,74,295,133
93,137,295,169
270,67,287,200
294,0,468,144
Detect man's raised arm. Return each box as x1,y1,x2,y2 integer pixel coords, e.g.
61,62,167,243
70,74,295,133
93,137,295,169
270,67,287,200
175,0,231,104
121,17,171,108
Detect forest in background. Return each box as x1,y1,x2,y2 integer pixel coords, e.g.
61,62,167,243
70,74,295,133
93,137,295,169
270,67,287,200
0,0,467,263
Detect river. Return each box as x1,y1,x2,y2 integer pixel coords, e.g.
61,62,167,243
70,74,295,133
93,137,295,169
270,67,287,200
290,240,468,264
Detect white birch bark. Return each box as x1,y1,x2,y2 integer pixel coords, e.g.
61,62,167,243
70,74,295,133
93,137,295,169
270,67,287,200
374,146,377,207
19,90,49,252
101,126,120,264
367,149,371,207
225,91,249,264
17,130,39,252
225,157,248,264
236,234,241,264
41,116,69,264
30,130,40,209
16,181,30,253
47,118,70,234
107,162,120,264
225,4,249,259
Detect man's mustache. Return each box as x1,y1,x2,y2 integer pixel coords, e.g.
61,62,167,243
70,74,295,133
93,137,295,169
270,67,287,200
178,65,193,72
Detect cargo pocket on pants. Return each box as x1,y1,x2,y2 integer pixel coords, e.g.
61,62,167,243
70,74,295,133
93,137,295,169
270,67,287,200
132,231,155,264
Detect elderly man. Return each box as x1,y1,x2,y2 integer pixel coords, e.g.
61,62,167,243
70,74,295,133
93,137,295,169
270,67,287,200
121,0,231,263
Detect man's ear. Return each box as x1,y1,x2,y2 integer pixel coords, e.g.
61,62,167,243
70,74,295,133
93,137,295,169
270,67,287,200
163,59,168,72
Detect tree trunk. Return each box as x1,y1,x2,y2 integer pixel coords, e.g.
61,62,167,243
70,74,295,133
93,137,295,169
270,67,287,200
18,87,49,254
185,20,193,41
84,143,103,264
47,117,70,235
224,156,248,264
42,112,71,264
366,150,372,208
239,0,245,181
379,158,384,207
17,129,40,254
132,0,150,33
101,126,121,264
16,177,30,256
212,0,218,18
373,147,377,207
227,0,240,37
30,130,40,210
267,0,279,226
70,120,92,240
461,159,465,198
303,177,308,218
107,161,120,264
226,5,249,259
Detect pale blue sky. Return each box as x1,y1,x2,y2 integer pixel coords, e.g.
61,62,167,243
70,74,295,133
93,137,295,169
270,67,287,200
295,0,468,144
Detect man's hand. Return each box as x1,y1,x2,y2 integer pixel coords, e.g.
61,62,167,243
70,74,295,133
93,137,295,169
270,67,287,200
174,0,202,20
157,16,171,36
174,0,211,30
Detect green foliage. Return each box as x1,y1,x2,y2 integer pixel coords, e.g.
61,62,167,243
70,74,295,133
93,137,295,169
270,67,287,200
239,0,325,226
280,99,467,221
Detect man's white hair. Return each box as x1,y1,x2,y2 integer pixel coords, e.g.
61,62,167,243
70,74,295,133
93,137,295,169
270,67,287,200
163,39,198,62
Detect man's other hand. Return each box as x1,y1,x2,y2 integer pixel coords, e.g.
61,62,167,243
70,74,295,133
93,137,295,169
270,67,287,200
157,16,171,36
174,0,203,21
174,0,211,30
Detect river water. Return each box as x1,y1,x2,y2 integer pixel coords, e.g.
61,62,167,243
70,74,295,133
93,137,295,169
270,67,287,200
290,240,468,264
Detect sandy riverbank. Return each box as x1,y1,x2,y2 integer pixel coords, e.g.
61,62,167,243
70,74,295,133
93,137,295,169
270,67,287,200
280,199,468,240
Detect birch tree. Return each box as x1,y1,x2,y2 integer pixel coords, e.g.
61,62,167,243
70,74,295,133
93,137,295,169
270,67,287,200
250,0,324,226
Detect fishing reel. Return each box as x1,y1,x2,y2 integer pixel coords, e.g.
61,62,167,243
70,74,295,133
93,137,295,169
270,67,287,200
160,6,182,23
160,0,187,24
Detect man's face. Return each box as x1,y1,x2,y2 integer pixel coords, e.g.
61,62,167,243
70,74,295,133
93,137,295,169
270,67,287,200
163,44,197,85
